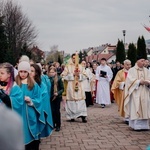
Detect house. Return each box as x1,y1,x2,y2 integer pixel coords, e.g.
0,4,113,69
31,46,44,56
83,47,93,56
93,45,107,55
85,44,116,63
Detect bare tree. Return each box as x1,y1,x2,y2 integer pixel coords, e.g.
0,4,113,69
46,45,64,64
0,0,37,62
50,45,58,52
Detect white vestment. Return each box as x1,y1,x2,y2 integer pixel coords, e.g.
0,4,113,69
124,64,150,130
61,59,87,119
96,65,113,105
82,68,93,92
65,100,87,119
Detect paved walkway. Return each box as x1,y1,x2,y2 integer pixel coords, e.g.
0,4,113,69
40,103,150,150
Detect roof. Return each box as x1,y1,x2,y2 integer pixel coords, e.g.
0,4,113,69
97,53,115,61
31,46,44,55
83,47,93,53
86,53,115,62
93,45,107,53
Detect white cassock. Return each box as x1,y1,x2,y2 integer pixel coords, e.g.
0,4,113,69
96,65,113,105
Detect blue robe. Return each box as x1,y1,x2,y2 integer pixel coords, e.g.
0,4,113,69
20,83,45,144
0,83,23,117
41,74,51,97
39,82,53,138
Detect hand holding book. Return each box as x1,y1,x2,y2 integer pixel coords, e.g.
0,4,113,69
99,70,107,78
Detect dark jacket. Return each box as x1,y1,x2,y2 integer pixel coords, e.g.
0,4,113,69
49,76,64,101
112,67,122,81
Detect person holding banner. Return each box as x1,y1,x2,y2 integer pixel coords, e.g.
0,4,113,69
61,53,87,123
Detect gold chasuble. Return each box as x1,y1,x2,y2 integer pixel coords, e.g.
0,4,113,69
111,69,127,117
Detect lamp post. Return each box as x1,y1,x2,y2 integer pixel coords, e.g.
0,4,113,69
122,30,126,48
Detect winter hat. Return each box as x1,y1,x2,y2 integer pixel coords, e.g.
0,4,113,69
19,55,30,63
18,61,31,73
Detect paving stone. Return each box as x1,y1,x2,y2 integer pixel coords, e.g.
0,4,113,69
40,103,150,150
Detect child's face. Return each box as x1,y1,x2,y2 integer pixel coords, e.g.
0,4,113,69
30,66,35,79
19,70,29,80
0,68,10,82
49,70,56,77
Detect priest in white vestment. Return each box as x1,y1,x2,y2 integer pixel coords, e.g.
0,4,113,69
61,54,87,123
96,58,113,108
124,57,150,130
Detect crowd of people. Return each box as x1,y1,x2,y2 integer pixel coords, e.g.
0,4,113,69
0,53,150,150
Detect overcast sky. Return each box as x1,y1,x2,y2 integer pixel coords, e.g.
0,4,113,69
19,0,150,53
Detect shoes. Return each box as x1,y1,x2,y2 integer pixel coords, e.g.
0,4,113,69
70,119,75,122
101,104,105,108
125,120,129,125
81,116,87,123
55,127,60,132
82,119,87,123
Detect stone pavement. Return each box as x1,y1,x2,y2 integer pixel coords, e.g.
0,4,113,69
40,103,150,150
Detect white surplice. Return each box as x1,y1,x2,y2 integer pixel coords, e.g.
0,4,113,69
82,68,93,92
96,64,113,105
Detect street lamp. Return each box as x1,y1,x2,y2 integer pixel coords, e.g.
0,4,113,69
122,30,126,48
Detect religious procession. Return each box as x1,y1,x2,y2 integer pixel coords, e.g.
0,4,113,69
0,52,150,150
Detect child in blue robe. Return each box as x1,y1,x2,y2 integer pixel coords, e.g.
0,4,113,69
36,63,51,97
16,61,45,150
30,64,53,138
41,74,51,95
0,62,23,117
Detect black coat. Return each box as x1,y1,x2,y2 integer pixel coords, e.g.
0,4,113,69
49,76,64,101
